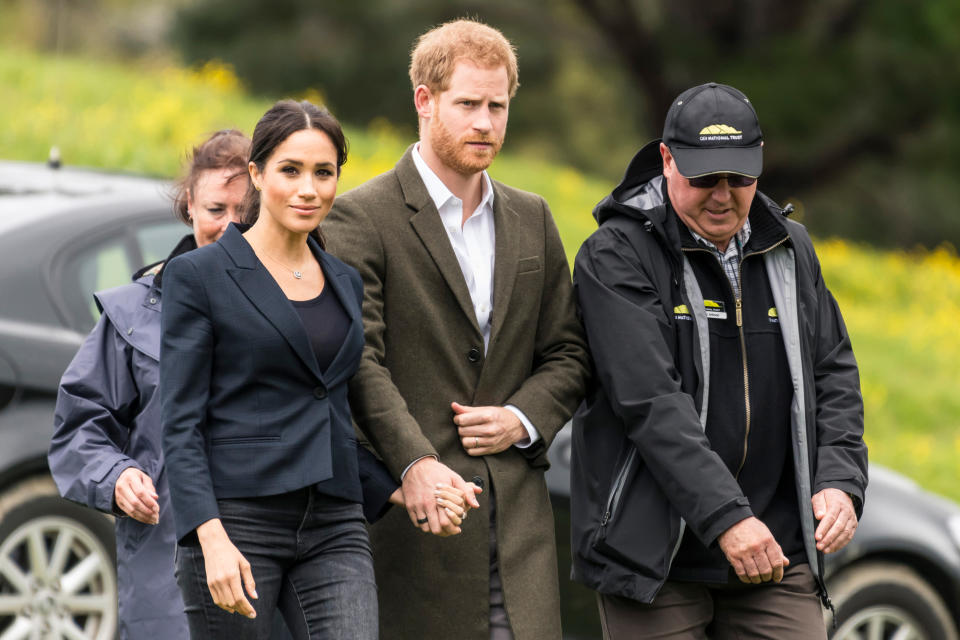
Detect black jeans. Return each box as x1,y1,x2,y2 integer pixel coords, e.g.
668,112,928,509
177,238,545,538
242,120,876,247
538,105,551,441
176,487,377,640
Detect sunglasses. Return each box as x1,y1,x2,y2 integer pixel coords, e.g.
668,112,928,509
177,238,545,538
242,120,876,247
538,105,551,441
687,174,757,189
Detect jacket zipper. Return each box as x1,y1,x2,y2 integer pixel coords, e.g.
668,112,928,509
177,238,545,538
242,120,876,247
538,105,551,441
733,277,750,478
682,237,788,479
600,447,637,526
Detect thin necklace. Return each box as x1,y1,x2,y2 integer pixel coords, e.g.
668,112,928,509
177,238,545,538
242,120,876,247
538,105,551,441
261,251,309,279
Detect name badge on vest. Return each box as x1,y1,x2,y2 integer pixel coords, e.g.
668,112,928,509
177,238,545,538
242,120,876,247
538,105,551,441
704,299,727,320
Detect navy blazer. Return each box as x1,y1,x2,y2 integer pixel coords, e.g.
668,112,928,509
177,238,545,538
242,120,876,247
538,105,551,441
160,223,367,543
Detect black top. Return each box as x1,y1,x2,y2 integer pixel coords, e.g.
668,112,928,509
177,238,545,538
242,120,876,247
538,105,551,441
290,283,360,504
290,285,350,373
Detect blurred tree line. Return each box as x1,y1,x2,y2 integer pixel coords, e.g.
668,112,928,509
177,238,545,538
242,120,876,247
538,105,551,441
4,0,958,248
170,0,960,249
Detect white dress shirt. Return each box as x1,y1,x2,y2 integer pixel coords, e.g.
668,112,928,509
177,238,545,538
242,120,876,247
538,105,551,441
411,144,540,449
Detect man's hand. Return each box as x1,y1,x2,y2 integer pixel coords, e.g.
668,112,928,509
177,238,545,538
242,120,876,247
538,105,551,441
402,458,480,536
389,483,483,534
196,519,257,618
717,516,790,584
812,488,858,553
114,467,159,524
452,402,526,456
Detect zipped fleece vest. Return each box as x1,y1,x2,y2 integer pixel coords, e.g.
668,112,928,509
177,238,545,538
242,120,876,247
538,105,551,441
668,205,805,583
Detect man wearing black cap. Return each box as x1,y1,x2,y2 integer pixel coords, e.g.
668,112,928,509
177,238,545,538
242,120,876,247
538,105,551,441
569,82,867,638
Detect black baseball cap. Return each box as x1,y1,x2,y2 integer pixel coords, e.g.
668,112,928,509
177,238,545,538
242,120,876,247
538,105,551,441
662,82,763,178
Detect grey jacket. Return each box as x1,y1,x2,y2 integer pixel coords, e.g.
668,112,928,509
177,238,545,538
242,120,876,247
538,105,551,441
570,141,868,604
50,268,187,639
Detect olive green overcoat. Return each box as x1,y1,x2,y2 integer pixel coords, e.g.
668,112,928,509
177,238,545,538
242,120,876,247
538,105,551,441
323,147,589,640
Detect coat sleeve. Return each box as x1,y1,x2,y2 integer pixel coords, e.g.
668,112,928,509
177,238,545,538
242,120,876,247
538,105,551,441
160,255,219,543
504,198,590,455
342,264,400,523
324,198,438,479
574,225,752,545
49,315,143,515
804,239,868,514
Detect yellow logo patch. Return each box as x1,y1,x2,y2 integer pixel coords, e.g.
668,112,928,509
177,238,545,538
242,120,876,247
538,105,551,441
699,124,742,135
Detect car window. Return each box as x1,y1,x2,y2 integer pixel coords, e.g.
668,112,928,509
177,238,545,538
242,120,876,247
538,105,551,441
137,223,187,266
61,220,185,331
75,239,129,304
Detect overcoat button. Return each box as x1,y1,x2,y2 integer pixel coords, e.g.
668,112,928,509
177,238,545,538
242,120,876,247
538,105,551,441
313,386,327,399
471,476,485,490
467,347,481,363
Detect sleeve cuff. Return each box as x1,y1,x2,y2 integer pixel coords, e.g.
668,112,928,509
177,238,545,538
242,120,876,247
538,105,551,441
400,454,438,481
505,405,540,449
701,502,754,547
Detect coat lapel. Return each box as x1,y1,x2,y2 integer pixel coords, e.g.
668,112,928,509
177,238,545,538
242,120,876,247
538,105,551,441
398,148,482,337
489,183,520,349
219,225,324,382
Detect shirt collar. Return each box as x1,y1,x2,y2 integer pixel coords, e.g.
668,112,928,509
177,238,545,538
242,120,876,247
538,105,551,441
412,143,494,214
690,218,752,256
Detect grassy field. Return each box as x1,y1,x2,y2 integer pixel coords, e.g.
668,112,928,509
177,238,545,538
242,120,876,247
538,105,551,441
4,47,958,502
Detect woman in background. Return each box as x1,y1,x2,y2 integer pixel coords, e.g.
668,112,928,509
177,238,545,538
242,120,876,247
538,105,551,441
49,129,250,639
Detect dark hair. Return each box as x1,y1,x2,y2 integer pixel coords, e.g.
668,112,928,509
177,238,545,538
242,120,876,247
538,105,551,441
172,129,250,225
241,100,348,248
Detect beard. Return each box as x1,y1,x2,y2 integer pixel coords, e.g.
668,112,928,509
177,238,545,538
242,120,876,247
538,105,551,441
428,112,503,176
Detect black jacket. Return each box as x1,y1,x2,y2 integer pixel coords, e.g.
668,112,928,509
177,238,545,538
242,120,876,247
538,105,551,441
569,140,867,603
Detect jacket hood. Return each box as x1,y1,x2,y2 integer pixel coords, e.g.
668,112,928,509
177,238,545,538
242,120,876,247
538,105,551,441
594,139,667,227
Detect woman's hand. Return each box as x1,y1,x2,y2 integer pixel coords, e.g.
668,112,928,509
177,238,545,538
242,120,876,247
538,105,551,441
429,482,483,535
196,519,258,618
114,467,159,524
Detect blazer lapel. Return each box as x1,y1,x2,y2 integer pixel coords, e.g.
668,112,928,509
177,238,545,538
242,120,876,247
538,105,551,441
219,225,324,382
489,183,520,349
398,148,482,337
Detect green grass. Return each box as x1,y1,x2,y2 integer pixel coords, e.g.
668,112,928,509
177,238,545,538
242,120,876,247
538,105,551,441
5,46,958,504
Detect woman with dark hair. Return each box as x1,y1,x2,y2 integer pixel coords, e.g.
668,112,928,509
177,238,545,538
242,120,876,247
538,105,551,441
161,101,477,639
49,129,250,639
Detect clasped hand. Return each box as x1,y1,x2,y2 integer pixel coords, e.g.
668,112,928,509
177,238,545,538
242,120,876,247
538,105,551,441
401,458,482,537
452,402,526,456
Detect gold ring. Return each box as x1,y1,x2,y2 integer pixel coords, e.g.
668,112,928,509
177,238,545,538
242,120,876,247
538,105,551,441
474,436,479,449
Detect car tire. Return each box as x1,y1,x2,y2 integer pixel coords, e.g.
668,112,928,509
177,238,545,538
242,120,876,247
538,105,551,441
0,475,118,640
828,561,959,640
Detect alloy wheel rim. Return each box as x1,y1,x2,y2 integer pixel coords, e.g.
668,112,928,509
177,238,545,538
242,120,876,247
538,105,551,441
0,515,116,639
834,604,925,640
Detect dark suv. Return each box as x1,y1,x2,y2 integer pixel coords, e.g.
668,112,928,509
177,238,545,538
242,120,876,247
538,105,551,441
2,161,959,639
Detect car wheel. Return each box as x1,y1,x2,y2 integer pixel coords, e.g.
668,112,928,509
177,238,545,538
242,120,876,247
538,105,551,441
828,561,959,640
0,476,118,640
